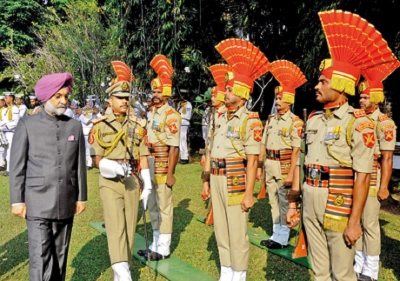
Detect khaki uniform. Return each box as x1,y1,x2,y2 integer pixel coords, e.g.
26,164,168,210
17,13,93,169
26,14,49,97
209,106,262,271
355,109,396,275
261,110,302,245
303,103,375,281
90,113,149,264
146,103,181,243
206,105,227,150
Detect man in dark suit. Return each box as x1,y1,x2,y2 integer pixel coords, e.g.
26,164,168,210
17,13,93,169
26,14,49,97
9,72,87,281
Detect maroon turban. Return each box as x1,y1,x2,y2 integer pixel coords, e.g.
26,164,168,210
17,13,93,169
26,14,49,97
34,73,73,102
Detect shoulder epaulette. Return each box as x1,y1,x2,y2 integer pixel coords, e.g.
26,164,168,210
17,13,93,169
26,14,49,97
248,112,259,119
91,116,107,124
167,108,179,116
353,109,366,118
308,110,322,120
378,114,389,122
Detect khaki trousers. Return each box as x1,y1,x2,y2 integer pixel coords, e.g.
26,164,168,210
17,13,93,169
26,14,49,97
147,182,173,234
211,174,249,271
266,177,288,224
303,183,356,281
99,175,139,264
355,196,381,256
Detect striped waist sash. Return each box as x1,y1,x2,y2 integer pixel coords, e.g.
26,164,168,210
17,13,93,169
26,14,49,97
305,164,354,233
211,157,246,206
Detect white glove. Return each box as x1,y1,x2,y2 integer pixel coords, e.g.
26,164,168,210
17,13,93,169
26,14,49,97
140,169,152,210
99,158,132,179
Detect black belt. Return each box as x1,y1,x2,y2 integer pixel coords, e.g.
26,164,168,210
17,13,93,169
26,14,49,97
305,167,329,181
211,158,247,169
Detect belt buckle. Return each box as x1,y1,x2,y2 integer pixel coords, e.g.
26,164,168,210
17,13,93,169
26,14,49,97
310,168,321,180
269,152,274,158
211,161,217,169
218,161,225,168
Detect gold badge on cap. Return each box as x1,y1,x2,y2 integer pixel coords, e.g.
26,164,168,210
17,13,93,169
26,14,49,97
224,71,234,83
358,82,367,93
121,82,130,91
333,194,344,206
274,86,282,95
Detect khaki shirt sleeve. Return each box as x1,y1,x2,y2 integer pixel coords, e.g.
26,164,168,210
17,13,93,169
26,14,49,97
164,111,181,147
261,119,269,145
90,123,105,156
290,119,303,148
139,130,150,156
379,119,396,151
351,116,375,173
244,118,262,155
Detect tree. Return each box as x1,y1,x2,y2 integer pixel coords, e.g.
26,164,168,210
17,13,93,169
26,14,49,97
1,0,122,102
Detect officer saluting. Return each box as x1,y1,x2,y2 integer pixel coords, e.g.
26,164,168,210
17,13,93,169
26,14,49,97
286,10,396,281
203,38,269,281
354,59,400,281
90,61,152,280
138,54,181,261
257,60,306,249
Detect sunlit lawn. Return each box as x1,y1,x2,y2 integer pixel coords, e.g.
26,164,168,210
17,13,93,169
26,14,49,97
1,163,399,280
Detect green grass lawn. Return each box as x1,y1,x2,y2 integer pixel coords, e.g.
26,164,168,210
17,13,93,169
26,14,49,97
1,163,399,280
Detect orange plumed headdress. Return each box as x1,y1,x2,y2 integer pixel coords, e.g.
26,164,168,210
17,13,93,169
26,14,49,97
215,38,270,100
359,58,400,103
106,61,134,97
150,54,174,97
319,10,394,96
270,60,307,105
209,64,229,102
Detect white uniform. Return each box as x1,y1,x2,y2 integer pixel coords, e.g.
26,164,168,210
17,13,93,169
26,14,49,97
0,104,20,172
0,105,6,168
79,109,94,167
79,108,101,168
17,104,28,118
178,100,192,161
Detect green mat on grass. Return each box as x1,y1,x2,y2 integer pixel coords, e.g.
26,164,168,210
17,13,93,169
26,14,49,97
90,222,215,281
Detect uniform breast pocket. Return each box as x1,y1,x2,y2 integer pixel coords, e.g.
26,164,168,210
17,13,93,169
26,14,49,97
306,133,317,144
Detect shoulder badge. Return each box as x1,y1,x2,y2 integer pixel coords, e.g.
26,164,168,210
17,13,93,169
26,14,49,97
362,132,375,148
88,128,96,144
353,109,366,118
378,114,389,122
167,108,179,116
91,116,107,124
248,112,259,119
384,130,394,141
355,122,374,132
308,110,322,120
292,116,300,122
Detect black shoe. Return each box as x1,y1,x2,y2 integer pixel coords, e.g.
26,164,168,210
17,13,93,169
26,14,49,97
2,171,9,177
102,223,106,228
179,159,189,164
137,248,151,257
262,239,288,249
358,274,376,281
0,166,5,171
144,251,171,261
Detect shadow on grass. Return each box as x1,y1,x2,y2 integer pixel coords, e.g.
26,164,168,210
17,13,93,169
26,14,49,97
0,229,29,278
70,235,113,281
171,198,194,253
380,219,400,280
206,228,219,270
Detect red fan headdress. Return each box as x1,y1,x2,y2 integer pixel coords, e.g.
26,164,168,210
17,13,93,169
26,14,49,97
209,64,229,102
215,38,270,100
150,54,174,97
319,10,395,96
270,60,307,104
106,61,135,96
359,58,400,103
